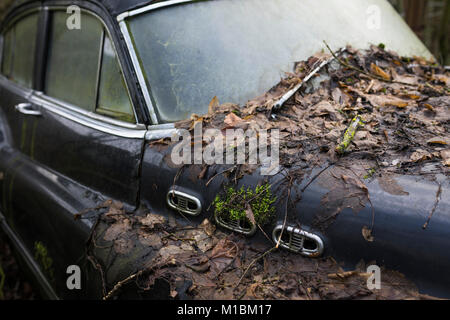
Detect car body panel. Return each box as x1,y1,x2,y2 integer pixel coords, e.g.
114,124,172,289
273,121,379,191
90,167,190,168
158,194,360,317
138,143,450,298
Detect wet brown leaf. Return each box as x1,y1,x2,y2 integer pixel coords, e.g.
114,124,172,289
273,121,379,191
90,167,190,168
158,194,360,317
208,96,219,115
362,226,374,242
224,112,244,127
370,63,391,81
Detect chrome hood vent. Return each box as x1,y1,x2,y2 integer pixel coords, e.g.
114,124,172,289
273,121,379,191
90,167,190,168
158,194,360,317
272,225,324,257
167,190,202,216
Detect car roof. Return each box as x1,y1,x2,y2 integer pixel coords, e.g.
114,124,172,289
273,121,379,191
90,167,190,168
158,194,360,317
12,0,171,17
97,0,166,15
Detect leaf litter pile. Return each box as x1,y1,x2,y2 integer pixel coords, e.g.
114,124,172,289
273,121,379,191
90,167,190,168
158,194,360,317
88,45,449,300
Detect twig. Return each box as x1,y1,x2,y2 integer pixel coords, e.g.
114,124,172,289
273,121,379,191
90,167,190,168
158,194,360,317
276,177,293,248
162,230,195,242
423,183,442,229
74,201,111,220
87,255,107,298
323,41,419,87
206,166,236,187
85,213,107,297
236,246,277,287
103,271,143,300
301,162,336,193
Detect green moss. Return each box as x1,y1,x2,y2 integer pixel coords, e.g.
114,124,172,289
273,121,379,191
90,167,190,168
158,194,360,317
213,183,277,226
364,167,376,179
231,109,241,117
34,241,55,283
335,115,364,154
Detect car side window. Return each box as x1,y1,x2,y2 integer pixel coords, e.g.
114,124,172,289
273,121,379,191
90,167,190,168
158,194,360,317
45,11,135,123
45,12,102,112
96,35,134,123
1,13,39,88
1,28,13,77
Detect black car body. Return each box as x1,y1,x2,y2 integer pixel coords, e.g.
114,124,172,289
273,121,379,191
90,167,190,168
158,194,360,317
0,0,449,299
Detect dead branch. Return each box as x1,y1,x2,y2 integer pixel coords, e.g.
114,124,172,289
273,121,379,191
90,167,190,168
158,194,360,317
423,183,442,229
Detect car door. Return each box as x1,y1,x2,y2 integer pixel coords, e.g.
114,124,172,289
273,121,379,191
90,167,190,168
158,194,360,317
1,7,146,299
0,9,39,212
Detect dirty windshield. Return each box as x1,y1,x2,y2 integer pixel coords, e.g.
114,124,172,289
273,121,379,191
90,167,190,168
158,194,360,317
128,0,431,123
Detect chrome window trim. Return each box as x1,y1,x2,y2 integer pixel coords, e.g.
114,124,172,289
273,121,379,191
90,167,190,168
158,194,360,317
44,6,139,124
94,28,105,111
118,20,158,124
145,123,179,141
116,0,199,126
117,0,196,22
30,92,147,139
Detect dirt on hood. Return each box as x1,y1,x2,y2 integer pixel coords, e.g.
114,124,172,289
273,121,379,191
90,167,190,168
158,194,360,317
174,44,449,180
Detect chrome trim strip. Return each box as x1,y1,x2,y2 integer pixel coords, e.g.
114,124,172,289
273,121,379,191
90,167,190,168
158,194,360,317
94,28,105,109
166,190,202,216
148,123,176,130
145,128,178,141
0,211,59,300
272,225,324,257
119,20,159,124
33,92,144,130
30,93,147,139
117,0,197,21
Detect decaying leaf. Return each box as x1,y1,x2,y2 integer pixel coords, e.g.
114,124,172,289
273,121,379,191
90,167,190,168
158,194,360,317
103,219,132,241
200,219,216,237
208,96,219,114
410,149,432,162
440,150,450,166
244,204,256,226
224,112,244,127
139,213,166,229
377,175,409,196
362,226,374,242
427,137,448,145
370,63,391,81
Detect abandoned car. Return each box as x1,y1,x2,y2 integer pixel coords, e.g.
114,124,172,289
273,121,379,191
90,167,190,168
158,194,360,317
0,0,449,299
